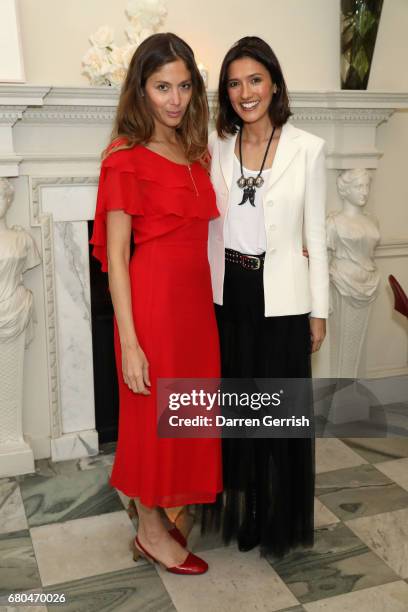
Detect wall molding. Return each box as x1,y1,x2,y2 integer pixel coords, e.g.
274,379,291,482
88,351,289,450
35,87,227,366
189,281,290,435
22,106,116,125
367,365,408,379
375,240,408,259
15,103,397,127
0,106,26,125
1,85,407,126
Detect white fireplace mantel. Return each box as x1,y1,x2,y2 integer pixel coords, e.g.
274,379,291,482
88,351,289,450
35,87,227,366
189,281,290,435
0,84,407,474
1,86,408,176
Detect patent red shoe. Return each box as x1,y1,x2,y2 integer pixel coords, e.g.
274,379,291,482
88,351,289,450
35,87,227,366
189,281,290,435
132,536,208,575
168,526,187,547
127,500,187,547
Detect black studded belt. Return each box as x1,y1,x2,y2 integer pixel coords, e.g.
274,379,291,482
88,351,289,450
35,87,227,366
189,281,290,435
225,248,265,271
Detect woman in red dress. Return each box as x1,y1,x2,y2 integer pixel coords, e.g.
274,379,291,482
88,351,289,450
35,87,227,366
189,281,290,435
90,33,222,574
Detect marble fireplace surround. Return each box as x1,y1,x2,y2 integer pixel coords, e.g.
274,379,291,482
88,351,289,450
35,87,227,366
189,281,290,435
1,85,408,466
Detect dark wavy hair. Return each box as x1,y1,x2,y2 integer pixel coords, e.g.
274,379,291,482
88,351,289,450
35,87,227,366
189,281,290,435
104,33,208,162
216,36,292,138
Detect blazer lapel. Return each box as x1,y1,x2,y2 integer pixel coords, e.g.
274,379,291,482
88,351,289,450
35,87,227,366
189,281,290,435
219,132,238,191
218,123,300,192
266,122,300,191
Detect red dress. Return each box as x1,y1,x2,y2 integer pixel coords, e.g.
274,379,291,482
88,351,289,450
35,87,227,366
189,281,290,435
90,144,222,507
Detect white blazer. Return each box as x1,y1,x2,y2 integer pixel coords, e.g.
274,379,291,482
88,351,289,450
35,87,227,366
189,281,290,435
208,122,329,318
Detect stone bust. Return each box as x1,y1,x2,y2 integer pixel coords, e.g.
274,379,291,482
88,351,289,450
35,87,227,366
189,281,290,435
327,168,380,307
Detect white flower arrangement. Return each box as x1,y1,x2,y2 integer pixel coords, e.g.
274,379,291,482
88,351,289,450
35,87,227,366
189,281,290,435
82,0,167,86
126,0,167,29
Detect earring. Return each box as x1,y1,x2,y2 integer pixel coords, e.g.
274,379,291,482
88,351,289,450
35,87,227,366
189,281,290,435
273,85,277,94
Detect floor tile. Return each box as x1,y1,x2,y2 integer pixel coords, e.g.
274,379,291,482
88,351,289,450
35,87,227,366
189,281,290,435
184,502,341,555
116,490,132,513
375,458,408,491
316,463,408,521
346,507,408,579
30,458,82,478
0,588,47,611
0,530,42,596
3,439,407,611
78,453,115,471
314,498,340,528
19,465,123,527
340,438,408,464
188,521,230,554
159,546,299,612
315,438,367,474
0,599,46,612
30,510,136,586
187,499,341,553
0,608,46,612
269,522,398,604
302,580,408,611
0,479,28,535
43,565,176,611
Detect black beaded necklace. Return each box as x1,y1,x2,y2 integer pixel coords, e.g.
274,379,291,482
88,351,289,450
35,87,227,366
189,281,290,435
237,125,276,207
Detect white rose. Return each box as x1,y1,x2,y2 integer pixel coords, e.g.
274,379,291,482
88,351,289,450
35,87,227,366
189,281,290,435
82,47,111,81
89,25,115,49
123,44,138,69
126,0,167,28
126,25,153,45
82,66,109,86
109,45,126,67
93,74,110,86
106,65,127,86
125,24,142,43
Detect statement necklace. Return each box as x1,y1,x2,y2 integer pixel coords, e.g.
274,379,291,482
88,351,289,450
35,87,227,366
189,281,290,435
237,125,276,206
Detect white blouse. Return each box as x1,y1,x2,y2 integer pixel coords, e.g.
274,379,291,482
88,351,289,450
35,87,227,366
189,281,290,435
224,156,271,255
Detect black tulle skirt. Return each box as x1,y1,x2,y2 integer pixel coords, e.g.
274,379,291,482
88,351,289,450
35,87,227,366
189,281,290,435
201,258,315,558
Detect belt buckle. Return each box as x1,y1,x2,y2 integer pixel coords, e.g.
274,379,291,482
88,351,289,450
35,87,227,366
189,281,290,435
244,255,261,270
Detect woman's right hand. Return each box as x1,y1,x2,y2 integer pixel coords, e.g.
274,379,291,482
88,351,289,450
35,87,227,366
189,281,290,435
121,345,151,395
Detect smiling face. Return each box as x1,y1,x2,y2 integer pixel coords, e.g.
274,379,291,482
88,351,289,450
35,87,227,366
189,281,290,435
144,58,193,131
226,56,275,126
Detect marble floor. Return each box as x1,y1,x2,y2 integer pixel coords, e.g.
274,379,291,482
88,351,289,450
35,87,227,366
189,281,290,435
1,438,408,611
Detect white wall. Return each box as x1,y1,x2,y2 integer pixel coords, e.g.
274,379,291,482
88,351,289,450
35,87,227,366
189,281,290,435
369,0,408,90
17,0,408,90
19,0,340,89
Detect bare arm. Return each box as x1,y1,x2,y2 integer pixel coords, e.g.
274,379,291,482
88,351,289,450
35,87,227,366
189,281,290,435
107,210,150,394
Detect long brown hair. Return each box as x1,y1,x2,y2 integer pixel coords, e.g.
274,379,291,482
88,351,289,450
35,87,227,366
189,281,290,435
104,33,208,162
216,36,292,138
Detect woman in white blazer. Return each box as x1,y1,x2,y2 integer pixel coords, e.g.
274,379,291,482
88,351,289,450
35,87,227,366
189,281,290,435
203,37,329,558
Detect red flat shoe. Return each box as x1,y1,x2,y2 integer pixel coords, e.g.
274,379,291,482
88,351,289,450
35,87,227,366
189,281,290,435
127,500,187,547
132,536,208,575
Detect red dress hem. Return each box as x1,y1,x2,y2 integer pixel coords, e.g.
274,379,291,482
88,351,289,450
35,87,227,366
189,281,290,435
109,479,223,509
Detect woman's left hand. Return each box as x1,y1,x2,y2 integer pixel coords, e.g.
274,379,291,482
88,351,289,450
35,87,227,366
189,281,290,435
309,317,326,353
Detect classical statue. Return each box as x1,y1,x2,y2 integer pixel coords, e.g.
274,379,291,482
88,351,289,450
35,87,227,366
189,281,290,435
327,169,380,423
0,178,41,448
328,169,380,311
